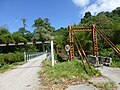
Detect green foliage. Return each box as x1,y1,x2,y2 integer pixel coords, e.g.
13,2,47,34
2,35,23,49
16,44,37,52
2,34,15,44
0,52,24,66
54,52,57,60
33,17,54,51
0,27,10,35
84,12,92,18
53,27,68,53
33,18,54,41
99,48,114,57
12,32,28,44
0,27,15,44
40,60,100,84
111,61,120,68
0,54,4,68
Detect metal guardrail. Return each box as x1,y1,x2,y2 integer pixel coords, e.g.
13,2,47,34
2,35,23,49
24,52,46,62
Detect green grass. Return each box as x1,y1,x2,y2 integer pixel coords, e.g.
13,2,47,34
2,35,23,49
40,60,100,85
0,61,25,73
110,61,120,68
93,81,117,90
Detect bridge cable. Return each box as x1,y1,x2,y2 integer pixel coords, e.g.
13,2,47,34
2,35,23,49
74,34,91,69
96,29,120,56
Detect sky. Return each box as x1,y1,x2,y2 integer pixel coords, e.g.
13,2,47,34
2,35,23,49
0,0,120,33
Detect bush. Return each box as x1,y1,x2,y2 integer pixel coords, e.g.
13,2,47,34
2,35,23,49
0,54,4,67
0,52,24,65
15,52,24,62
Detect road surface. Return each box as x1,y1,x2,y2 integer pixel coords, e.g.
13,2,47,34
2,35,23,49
0,54,47,90
98,66,120,89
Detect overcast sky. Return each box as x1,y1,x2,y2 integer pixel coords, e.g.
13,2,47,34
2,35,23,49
0,0,120,33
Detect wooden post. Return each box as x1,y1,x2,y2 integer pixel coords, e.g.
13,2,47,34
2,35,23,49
92,24,98,56
68,25,74,60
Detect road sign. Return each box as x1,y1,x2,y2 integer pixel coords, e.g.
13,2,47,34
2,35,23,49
65,44,70,51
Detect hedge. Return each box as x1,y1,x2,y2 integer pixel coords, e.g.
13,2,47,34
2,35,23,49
0,52,24,67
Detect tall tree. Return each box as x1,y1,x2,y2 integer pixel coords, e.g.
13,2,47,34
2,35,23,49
21,18,27,29
33,17,54,51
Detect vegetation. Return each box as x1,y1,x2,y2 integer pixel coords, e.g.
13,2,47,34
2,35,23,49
0,52,24,67
32,18,54,51
53,7,120,67
93,81,117,90
0,52,24,73
40,60,100,85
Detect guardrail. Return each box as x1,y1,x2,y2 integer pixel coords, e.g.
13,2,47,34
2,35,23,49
24,52,46,62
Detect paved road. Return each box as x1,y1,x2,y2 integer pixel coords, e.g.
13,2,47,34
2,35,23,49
98,66,120,90
98,66,120,84
0,54,47,90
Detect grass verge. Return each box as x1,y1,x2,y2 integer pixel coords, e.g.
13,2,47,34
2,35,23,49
110,61,120,68
0,61,25,73
40,60,100,88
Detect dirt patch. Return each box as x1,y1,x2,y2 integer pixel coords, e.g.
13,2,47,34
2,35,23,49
39,75,88,90
88,76,110,84
88,76,117,90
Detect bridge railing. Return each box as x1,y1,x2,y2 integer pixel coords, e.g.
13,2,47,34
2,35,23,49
24,52,46,61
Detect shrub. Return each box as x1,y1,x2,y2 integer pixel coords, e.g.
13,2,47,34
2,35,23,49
0,52,24,65
0,54,4,67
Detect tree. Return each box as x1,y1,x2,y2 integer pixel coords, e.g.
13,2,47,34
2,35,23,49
12,32,28,44
16,19,33,41
0,27,14,44
33,17,54,51
21,18,27,29
84,12,92,18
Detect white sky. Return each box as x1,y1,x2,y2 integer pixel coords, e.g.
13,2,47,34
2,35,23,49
72,0,120,16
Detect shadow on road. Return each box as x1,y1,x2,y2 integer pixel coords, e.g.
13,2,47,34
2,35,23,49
12,65,42,69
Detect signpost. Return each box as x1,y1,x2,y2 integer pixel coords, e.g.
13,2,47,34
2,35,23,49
65,44,70,60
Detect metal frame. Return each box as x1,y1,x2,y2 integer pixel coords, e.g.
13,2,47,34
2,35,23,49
68,24,98,60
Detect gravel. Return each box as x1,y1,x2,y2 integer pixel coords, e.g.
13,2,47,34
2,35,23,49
0,54,47,90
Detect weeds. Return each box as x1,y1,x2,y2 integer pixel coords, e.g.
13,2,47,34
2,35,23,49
110,61,120,68
93,81,117,90
0,61,25,73
40,60,100,85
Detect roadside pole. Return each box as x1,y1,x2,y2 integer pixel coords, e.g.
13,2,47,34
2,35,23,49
51,39,54,67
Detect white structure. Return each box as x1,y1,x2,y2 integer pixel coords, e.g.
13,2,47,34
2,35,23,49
51,40,54,67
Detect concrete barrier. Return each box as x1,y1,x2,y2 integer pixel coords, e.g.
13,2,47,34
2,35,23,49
87,55,112,66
